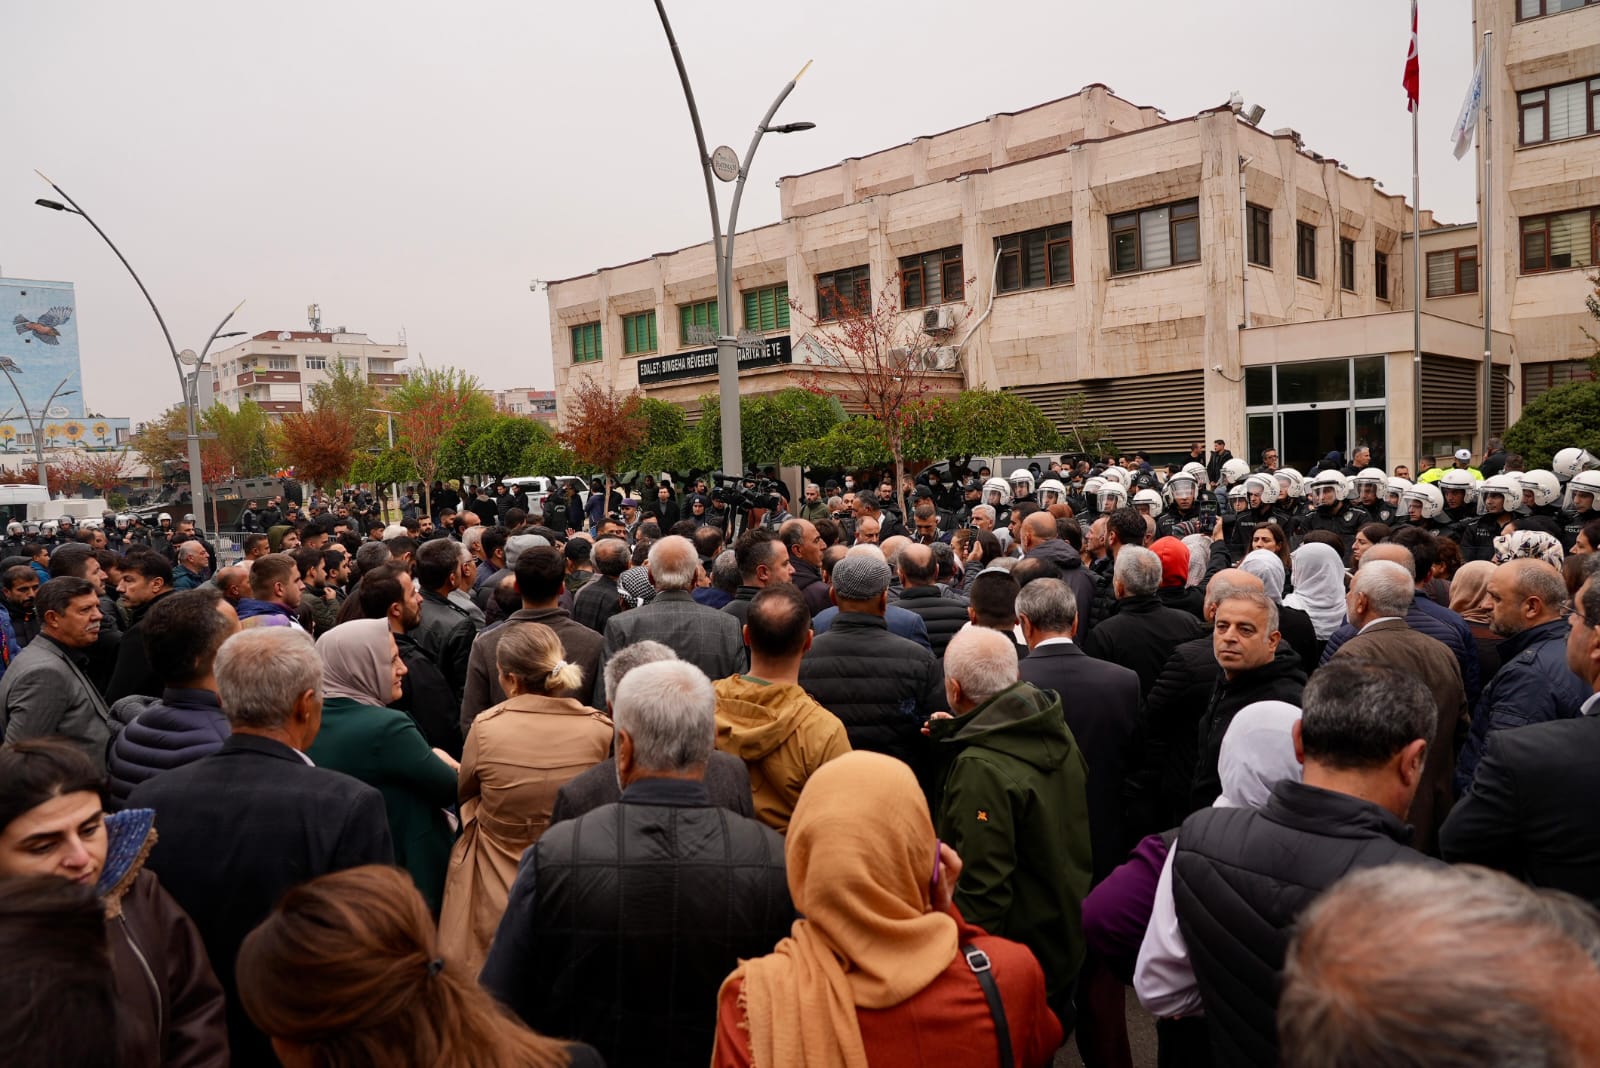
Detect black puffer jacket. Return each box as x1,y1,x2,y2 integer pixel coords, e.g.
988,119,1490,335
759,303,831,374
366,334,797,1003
1190,643,1306,812
798,612,946,771
893,584,969,657
1173,781,1439,1068
1132,633,1218,835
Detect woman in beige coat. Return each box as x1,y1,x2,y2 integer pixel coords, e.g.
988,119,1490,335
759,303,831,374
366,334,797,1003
439,622,613,973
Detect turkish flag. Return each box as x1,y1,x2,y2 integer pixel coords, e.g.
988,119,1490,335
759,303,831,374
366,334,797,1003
1403,0,1420,112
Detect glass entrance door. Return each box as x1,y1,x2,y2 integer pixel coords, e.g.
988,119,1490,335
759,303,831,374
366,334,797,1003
1279,409,1349,474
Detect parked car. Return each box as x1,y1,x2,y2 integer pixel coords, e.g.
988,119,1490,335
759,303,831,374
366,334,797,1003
504,475,588,519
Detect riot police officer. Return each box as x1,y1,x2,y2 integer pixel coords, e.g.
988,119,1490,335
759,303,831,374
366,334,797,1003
1299,470,1369,554
1351,468,1396,525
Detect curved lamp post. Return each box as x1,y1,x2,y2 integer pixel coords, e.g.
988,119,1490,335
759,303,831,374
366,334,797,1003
651,2,813,476
34,171,244,529
0,362,76,491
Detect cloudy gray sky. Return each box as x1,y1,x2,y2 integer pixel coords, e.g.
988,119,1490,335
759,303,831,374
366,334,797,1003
4,0,1475,425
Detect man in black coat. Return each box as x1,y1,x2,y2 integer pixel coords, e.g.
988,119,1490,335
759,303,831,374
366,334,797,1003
1016,577,1138,882
482,660,790,1067
411,538,479,711
1082,545,1205,697
573,535,630,635
1164,661,1441,1067
780,518,832,617
128,628,394,1068
893,542,969,658
104,549,176,702
1440,576,1600,905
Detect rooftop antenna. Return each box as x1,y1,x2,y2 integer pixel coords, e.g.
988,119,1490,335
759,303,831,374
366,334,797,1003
307,303,321,333
398,325,407,346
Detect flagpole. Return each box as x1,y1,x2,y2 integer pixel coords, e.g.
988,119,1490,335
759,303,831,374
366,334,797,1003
1480,30,1494,457
1413,76,1423,471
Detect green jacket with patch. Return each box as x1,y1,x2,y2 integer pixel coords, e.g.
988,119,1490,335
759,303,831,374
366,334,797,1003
931,680,1091,1003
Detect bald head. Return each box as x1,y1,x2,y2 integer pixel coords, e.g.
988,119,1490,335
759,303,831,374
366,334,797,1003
1490,557,1569,634
1203,568,1264,621
1022,511,1057,547
1363,542,1416,577
879,535,910,567
898,541,937,587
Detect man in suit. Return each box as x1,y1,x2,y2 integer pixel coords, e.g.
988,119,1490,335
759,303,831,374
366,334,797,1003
461,545,604,734
598,535,742,705
128,627,393,1067
0,576,110,770
1016,577,1139,884
1332,560,1468,853
1440,577,1600,906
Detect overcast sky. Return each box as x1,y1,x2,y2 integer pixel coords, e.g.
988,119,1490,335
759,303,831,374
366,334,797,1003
4,0,1476,425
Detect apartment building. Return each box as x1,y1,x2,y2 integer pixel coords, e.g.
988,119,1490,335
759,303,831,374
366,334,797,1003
487,386,558,427
210,330,408,414
548,85,1501,471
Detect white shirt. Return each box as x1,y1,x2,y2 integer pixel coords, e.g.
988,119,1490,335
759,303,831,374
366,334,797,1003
1582,691,1600,717
1033,636,1075,649
1356,615,1405,635
1133,843,1203,1018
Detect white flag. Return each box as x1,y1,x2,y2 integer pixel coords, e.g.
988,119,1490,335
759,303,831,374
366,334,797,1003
1451,40,1488,160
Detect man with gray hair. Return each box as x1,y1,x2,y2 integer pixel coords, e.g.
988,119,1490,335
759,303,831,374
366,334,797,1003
129,627,394,1064
1278,864,1600,1067
1082,545,1205,698
1171,659,1441,1067
930,625,1092,1028
573,534,630,634
597,535,743,704
482,659,791,1067
550,640,754,825
1331,559,1467,852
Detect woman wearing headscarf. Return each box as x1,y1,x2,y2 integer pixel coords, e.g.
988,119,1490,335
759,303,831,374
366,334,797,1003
1240,549,1320,673
1448,559,1502,685
1492,529,1565,567
438,623,612,975
1122,701,1302,1065
1283,542,1348,642
309,619,459,912
1151,537,1203,618
712,751,1063,1068
1181,533,1211,589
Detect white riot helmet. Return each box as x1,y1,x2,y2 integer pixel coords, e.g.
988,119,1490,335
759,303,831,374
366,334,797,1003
1275,467,1306,500
1563,470,1600,513
1519,469,1563,509
158,512,172,524
1477,474,1520,515
115,514,131,529
1008,469,1036,499
1553,447,1600,482
982,477,1009,509
4,522,19,536
1243,473,1279,507
1227,484,1250,510
1351,467,1388,500
1220,458,1251,487
1385,476,1413,508
1100,466,1131,488
1402,482,1444,521
40,520,57,537
1132,488,1164,517
1306,470,1351,508
1164,472,1199,509
1181,461,1209,486
1096,482,1129,512
1082,476,1106,506
1037,478,1067,507
23,521,38,535
1436,468,1477,507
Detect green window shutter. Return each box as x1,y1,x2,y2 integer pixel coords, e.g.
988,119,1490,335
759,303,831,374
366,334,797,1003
743,290,760,330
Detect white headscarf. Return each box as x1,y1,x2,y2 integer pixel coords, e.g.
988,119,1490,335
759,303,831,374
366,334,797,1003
1216,701,1303,809
1240,549,1285,602
1284,542,1348,639
1182,534,1211,588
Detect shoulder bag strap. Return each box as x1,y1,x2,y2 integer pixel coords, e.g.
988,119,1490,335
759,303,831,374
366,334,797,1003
962,942,1014,1068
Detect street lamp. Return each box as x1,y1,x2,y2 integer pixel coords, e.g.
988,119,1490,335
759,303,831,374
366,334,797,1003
34,173,244,531
652,1,813,476
0,359,77,491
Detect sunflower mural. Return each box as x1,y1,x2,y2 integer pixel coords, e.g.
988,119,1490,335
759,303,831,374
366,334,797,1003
0,425,14,446
63,422,83,443
44,424,61,445
92,421,109,446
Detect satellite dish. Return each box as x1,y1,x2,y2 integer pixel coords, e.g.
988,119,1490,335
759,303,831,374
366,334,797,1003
278,331,293,341
46,405,69,419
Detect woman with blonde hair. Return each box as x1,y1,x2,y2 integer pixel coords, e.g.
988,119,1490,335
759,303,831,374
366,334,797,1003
439,622,612,973
237,864,600,1068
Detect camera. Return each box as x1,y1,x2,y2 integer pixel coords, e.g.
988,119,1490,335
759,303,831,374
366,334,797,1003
709,470,782,511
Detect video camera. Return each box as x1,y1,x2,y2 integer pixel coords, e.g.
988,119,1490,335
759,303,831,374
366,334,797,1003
708,470,783,511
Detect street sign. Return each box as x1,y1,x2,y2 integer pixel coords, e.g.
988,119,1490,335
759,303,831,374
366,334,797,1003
711,145,740,182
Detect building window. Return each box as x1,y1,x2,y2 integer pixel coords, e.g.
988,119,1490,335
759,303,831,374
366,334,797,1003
996,224,1072,292
1110,199,1199,274
900,246,964,308
1247,204,1271,267
1521,208,1600,272
268,357,294,371
1427,247,1479,296
571,322,602,364
1523,358,1598,401
303,356,326,371
1518,0,1599,19
1519,78,1600,145
1375,252,1390,300
622,311,657,355
1296,223,1318,280
742,283,790,332
678,300,719,343
1339,238,1357,292
816,264,871,320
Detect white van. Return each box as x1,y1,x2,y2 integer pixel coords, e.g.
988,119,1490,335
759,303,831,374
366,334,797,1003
504,475,589,518
0,484,48,526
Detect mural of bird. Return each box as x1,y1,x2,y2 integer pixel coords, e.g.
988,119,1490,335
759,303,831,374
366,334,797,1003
12,306,72,345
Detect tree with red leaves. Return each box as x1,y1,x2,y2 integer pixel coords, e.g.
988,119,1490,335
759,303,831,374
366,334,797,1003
559,375,648,515
15,463,73,498
276,407,358,492
391,366,493,515
56,449,134,497
790,273,964,517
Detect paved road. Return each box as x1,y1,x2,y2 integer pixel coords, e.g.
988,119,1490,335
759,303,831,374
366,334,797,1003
1056,989,1159,1068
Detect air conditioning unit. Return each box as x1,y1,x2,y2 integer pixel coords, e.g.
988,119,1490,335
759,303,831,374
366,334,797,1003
921,306,958,334
923,345,960,371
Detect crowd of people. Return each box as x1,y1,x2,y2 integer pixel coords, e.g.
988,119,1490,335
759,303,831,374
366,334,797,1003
3,435,1600,1067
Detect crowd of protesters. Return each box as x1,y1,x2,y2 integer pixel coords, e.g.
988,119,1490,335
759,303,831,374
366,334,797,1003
3,436,1600,1067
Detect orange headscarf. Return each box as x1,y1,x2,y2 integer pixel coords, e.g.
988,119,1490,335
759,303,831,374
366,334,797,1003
721,751,958,1068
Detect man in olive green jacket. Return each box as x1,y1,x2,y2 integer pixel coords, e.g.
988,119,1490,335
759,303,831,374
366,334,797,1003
931,625,1092,1027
